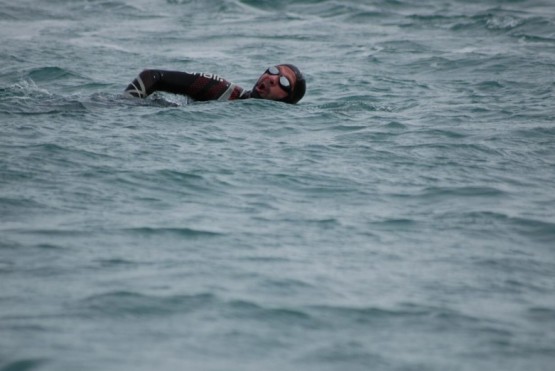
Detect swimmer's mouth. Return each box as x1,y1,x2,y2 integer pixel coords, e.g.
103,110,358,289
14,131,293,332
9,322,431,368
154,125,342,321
256,81,268,94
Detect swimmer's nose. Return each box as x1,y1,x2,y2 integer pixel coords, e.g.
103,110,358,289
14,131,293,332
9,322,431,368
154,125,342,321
268,75,278,85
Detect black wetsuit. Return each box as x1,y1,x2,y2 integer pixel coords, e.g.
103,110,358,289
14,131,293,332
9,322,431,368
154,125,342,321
124,70,253,101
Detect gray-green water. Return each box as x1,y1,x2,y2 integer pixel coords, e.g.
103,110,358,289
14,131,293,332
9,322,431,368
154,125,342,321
1,1,555,370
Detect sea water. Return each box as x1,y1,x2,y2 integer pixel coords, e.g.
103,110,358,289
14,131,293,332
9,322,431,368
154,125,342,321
1,1,554,370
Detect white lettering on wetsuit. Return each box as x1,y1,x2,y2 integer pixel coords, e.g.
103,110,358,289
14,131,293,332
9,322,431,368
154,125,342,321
193,73,225,82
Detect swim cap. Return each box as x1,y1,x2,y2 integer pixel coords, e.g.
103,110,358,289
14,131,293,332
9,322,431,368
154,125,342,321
279,64,306,104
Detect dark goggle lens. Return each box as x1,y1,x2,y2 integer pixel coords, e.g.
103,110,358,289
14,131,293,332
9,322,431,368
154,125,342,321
267,66,291,92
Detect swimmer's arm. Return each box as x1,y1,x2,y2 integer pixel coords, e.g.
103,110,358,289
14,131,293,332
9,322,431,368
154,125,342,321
124,69,242,101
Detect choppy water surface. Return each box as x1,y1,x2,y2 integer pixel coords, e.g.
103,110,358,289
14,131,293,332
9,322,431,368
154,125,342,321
1,1,555,370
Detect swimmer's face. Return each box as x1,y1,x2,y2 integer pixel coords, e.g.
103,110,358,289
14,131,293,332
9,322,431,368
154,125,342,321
253,65,296,101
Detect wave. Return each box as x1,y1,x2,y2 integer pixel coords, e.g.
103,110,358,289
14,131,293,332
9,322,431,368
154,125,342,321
113,168,227,197
418,185,506,198
78,291,218,317
76,291,316,328
0,2,53,21
436,210,555,245
527,307,555,322
0,80,87,115
0,359,47,371
26,67,85,83
512,126,555,138
3,0,146,20
449,11,555,43
120,226,224,237
226,299,313,323
308,302,481,324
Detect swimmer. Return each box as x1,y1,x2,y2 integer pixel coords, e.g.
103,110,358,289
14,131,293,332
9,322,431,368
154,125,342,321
124,64,306,104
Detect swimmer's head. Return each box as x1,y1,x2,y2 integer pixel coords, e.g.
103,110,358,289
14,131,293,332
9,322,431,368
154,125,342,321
252,64,306,104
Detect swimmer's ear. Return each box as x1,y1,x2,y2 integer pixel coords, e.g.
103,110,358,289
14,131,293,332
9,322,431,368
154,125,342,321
280,64,306,104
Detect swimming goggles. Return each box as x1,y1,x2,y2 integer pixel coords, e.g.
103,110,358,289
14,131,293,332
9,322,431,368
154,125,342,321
266,66,292,93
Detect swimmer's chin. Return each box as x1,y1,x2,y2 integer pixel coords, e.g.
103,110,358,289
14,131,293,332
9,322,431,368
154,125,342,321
250,86,261,99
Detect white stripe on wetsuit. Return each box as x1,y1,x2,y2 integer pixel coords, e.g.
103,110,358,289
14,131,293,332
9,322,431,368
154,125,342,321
125,76,147,98
217,83,235,101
